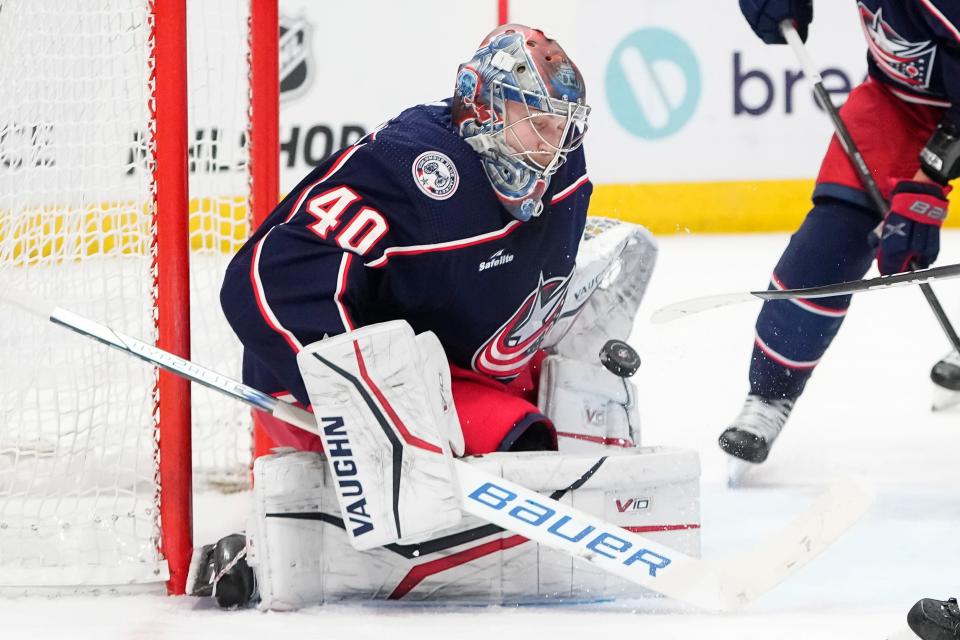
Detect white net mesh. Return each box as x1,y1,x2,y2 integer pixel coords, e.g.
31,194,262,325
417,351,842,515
186,0,252,490
0,0,254,589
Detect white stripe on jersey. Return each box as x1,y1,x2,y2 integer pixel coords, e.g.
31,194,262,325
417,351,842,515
252,228,304,352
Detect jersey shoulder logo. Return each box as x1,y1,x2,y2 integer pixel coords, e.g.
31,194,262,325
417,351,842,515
859,3,936,91
412,151,459,200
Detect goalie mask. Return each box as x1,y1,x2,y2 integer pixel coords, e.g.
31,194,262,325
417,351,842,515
453,24,590,221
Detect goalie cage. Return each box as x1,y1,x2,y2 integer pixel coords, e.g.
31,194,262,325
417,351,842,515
0,0,278,594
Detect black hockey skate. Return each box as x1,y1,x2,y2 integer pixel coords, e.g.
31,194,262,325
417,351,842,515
907,597,960,640
719,394,795,464
187,533,257,609
931,351,960,411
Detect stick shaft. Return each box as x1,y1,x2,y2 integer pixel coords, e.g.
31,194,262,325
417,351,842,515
782,21,960,353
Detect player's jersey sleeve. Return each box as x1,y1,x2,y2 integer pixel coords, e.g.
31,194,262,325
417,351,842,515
220,142,414,404
917,0,960,122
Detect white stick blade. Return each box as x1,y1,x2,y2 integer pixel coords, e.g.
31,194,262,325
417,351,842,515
650,292,757,324
718,475,875,608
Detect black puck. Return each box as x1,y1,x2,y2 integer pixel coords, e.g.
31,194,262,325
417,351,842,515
599,339,641,378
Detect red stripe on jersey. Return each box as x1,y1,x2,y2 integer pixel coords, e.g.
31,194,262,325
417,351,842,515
365,220,523,268
250,230,303,353
334,253,356,332
551,173,590,205
286,144,365,223
918,0,960,43
886,85,952,108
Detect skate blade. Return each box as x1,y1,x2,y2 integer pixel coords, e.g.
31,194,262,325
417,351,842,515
726,455,760,488
931,384,960,412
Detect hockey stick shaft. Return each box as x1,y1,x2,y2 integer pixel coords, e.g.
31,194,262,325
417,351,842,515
651,261,960,323
0,284,873,611
782,21,960,353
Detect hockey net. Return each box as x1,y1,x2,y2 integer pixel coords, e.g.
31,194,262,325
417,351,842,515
0,0,265,592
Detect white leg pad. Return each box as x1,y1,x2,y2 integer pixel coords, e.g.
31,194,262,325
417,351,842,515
296,320,462,550
248,448,700,608
249,450,327,611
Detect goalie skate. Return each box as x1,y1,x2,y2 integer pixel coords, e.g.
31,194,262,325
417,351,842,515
907,596,960,640
187,533,257,609
719,395,794,486
931,351,960,411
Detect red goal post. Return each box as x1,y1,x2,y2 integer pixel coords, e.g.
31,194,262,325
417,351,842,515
0,0,278,595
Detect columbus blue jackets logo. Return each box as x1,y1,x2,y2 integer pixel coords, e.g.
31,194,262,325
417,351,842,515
859,3,936,91
473,272,571,379
413,151,459,200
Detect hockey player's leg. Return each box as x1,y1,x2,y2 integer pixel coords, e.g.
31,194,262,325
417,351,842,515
907,597,960,640
720,199,876,470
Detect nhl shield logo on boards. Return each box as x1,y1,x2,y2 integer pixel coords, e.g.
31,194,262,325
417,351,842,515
412,151,459,200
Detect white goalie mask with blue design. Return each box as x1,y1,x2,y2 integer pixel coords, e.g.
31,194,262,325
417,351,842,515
452,24,590,221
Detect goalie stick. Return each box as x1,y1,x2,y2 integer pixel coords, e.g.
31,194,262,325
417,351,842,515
0,283,874,611
652,261,960,324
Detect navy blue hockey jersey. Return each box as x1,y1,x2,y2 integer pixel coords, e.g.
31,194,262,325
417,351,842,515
858,1,960,120
221,100,592,406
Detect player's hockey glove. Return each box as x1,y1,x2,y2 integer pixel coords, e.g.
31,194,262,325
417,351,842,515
739,0,813,44
875,180,950,276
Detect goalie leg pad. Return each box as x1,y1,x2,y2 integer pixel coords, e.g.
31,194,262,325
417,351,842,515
249,450,327,611
296,320,462,550
538,355,640,451
247,448,700,608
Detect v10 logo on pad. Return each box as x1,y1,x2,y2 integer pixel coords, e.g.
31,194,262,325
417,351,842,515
615,497,651,513
605,28,701,140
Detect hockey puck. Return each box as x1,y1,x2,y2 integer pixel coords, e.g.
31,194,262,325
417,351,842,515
599,339,641,378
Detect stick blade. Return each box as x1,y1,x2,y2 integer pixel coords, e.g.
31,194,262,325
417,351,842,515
650,292,756,324
719,475,875,609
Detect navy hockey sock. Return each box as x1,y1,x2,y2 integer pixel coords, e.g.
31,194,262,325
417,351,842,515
750,198,876,400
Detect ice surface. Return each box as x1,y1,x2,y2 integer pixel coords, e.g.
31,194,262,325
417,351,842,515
5,232,960,640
